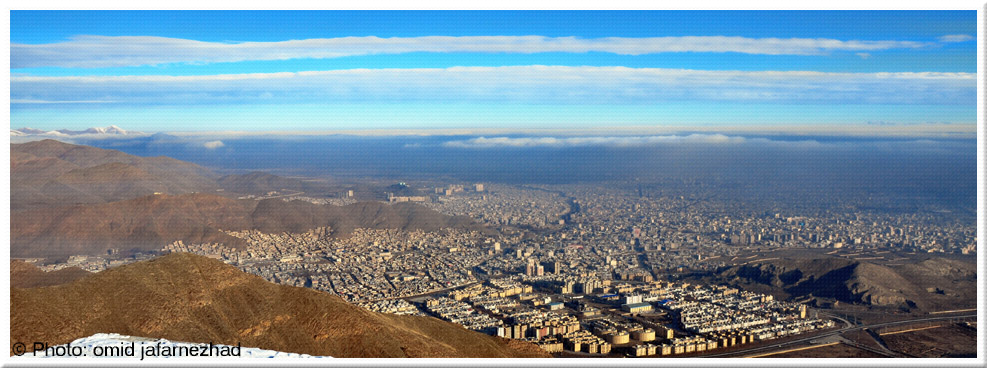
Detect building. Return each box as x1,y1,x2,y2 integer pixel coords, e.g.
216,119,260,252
606,331,630,345
623,294,644,305
656,325,675,340
388,195,427,203
622,302,653,314
631,328,656,342
535,339,562,353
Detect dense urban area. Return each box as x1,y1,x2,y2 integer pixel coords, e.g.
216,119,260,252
36,182,976,357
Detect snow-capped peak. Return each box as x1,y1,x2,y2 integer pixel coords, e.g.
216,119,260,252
104,125,127,134
12,126,142,137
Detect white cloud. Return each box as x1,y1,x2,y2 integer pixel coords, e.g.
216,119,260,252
439,134,972,150
856,52,870,59
938,34,974,43
11,35,933,68
10,66,975,106
443,134,787,148
10,99,118,104
203,140,225,149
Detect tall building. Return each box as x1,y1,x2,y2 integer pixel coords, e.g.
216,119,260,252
548,261,562,274
474,183,484,192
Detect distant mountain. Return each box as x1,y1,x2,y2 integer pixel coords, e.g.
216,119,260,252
10,260,90,289
11,193,486,259
11,193,252,258
11,253,550,358
702,256,976,311
12,125,143,137
11,140,487,259
11,139,221,210
249,198,483,236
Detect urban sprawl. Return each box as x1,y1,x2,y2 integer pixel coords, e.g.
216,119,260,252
40,183,974,357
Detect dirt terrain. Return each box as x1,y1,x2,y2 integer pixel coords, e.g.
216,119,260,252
11,253,549,358
881,323,977,358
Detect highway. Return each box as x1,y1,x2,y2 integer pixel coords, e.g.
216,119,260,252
701,313,976,358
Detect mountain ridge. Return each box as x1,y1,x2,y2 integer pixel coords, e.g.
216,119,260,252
10,260,91,289
11,139,220,210
12,125,141,137
11,193,485,258
703,256,976,311
10,252,549,358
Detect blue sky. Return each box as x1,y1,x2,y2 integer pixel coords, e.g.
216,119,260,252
9,10,977,135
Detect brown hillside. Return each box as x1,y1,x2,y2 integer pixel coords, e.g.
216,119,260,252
11,193,252,258
56,162,156,183
708,256,976,311
11,193,486,258
11,140,220,210
10,253,549,358
10,260,90,288
250,199,483,237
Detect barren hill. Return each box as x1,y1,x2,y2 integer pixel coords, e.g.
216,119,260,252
11,193,252,258
706,256,976,311
10,260,90,288
12,193,485,259
11,139,220,210
10,253,549,358
250,199,481,236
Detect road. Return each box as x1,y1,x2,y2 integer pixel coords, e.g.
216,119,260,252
367,280,481,303
701,313,976,358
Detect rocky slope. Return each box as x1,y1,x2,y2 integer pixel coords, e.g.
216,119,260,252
10,260,91,288
12,193,484,258
705,256,976,311
11,139,219,210
10,253,549,358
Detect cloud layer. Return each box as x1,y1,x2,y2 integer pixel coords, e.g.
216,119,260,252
441,134,822,148
439,134,969,152
11,66,975,106
443,134,744,147
11,35,937,68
